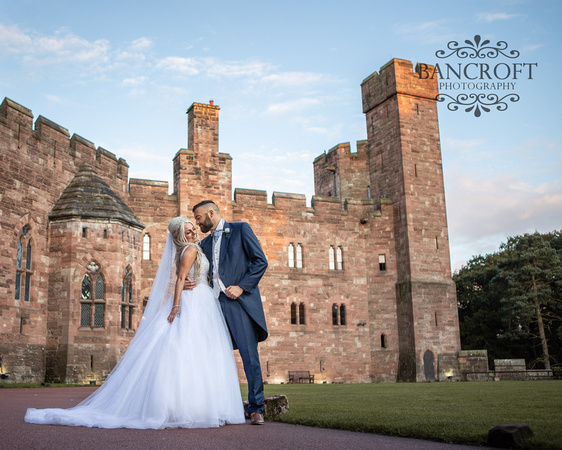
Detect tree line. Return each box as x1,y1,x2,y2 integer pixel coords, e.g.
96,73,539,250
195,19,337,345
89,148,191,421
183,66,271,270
454,230,562,370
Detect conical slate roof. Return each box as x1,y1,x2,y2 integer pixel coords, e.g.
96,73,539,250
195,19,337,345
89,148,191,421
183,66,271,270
49,164,144,229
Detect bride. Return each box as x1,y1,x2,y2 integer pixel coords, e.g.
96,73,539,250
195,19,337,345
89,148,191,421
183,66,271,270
25,217,245,429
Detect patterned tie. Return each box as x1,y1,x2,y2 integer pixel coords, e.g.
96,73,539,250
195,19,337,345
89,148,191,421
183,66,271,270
213,230,221,243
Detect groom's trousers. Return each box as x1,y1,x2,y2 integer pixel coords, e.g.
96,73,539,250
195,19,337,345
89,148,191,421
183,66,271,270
218,292,265,414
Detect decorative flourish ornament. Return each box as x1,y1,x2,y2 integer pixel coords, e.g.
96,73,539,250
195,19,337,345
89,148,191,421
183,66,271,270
436,35,520,60
437,92,520,117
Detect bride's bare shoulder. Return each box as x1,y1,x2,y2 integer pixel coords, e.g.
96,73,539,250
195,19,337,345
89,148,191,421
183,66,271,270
181,245,198,258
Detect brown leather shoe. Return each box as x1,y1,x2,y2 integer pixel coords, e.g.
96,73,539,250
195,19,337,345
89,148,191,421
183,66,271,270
250,412,265,425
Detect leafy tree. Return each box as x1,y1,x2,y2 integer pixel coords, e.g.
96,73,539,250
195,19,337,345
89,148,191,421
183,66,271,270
455,230,562,370
494,231,562,369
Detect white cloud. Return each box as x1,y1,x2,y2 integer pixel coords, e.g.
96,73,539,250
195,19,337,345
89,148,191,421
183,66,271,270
44,94,64,104
442,137,487,154
121,76,147,97
477,12,523,22
261,72,333,87
238,149,316,163
122,76,147,87
35,30,110,64
155,56,274,79
204,58,272,78
0,23,33,52
265,98,320,116
446,167,562,270
130,37,152,51
155,56,201,75
395,20,454,45
0,23,110,66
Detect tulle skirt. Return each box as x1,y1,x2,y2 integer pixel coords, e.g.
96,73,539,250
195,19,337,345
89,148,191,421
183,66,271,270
25,285,245,429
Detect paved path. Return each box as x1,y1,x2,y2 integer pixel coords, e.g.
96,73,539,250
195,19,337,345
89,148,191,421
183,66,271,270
0,387,493,449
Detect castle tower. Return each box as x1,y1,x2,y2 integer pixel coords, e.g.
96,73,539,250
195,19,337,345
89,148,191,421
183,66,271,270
361,59,461,381
173,102,232,219
47,165,144,382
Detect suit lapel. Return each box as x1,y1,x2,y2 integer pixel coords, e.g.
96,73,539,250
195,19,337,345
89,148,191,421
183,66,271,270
219,221,230,269
200,236,213,274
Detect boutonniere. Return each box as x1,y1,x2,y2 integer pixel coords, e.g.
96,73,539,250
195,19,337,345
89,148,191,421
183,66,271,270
223,228,230,237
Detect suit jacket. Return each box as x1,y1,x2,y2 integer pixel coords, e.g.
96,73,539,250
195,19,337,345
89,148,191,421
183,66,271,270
200,221,268,342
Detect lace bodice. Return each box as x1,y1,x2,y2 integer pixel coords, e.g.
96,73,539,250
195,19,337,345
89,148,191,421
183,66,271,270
183,246,210,286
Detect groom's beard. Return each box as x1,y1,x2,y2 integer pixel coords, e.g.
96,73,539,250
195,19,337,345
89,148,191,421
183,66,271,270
198,214,214,234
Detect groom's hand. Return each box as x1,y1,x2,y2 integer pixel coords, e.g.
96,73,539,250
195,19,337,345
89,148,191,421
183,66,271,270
225,285,243,299
183,277,196,290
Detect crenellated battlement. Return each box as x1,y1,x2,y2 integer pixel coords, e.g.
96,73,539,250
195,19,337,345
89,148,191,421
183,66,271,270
35,115,70,138
361,58,438,114
231,186,386,222
0,97,129,188
313,140,370,200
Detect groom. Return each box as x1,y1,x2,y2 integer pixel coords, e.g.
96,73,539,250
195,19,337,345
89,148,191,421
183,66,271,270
192,200,268,425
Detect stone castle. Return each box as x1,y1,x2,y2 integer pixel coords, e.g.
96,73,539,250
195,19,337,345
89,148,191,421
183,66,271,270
0,58,461,384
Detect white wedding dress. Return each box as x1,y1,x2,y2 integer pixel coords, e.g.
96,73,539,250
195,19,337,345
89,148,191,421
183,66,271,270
25,238,245,429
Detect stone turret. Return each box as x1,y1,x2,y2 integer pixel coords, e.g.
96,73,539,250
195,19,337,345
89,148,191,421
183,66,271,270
361,59,460,382
173,102,232,219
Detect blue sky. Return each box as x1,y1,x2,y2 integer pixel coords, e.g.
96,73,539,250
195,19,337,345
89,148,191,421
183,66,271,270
1,0,560,271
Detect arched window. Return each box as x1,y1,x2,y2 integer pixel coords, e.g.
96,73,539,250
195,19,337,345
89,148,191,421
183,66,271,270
288,244,295,268
93,274,105,328
143,234,151,260
95,275,105,300
80,264,105,328
80,274,92,327
329,246,335,270
296,244,303,268
290,302,297,324
15,226,33,302
336,246,343,271
290,301,307,325
121,267,134,330
299,302,306,325
332,303,339,325
15,236,23,301
340,303,346,326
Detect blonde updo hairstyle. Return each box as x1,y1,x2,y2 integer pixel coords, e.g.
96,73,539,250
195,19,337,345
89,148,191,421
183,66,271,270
167,217,203,280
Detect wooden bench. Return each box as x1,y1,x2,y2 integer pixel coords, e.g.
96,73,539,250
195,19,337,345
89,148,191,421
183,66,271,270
288,371,314,384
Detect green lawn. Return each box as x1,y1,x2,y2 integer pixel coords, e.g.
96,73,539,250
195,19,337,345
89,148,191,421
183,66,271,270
247,381,562,449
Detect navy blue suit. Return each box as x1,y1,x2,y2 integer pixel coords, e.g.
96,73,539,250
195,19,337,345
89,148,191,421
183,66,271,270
200,221,268,413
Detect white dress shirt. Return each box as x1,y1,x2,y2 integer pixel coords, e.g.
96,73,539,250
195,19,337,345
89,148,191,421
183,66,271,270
212,218,227,297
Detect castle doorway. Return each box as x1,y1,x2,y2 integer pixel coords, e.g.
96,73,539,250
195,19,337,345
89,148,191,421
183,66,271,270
423,350,435,381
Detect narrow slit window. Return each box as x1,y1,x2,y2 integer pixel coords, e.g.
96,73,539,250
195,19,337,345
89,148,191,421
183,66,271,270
336,247,343,271
329,246,335,270
290,302,297,325
332,303,339,325
15,236,23,300
296,244,303,269
379,254,387,271
143,234,151,260
288,244,295,268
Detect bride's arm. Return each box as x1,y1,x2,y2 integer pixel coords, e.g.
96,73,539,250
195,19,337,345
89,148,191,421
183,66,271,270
167,246,197,323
